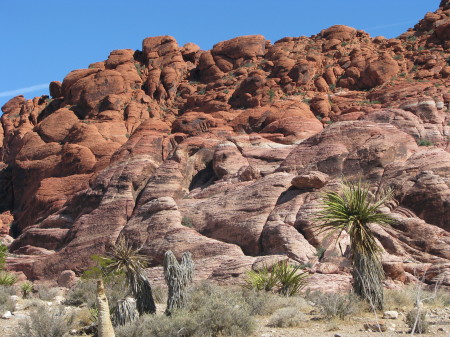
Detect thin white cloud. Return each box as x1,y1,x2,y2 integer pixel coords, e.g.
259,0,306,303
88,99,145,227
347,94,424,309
0,83,48,98
364,20,415,32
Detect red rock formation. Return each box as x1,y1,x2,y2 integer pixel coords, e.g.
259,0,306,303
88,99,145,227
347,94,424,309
1,1,449,290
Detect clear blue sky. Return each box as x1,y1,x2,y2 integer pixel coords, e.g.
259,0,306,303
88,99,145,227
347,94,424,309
0,0,440,109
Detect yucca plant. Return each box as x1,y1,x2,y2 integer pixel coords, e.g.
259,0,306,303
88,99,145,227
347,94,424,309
315,180,394,309
245,261,308,296
274,261,309,297
21,281,33,299
163,250,195,315
245,266,278,292
0,271,17,286
103,237,156,315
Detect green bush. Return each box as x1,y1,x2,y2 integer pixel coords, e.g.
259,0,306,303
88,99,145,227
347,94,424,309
417,139,433,146
268,307,307,328
181,216,194,228
245,260,308,296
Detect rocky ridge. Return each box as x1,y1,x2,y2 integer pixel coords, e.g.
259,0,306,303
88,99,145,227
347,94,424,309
0,1,449,289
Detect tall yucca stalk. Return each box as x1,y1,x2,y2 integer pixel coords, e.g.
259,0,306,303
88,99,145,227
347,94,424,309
104,237,156,315
315,180,394,309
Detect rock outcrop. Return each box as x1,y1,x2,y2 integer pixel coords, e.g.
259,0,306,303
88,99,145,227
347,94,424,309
1,1,449,289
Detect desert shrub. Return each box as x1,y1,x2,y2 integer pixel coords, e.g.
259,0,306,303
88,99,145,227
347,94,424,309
65,279,97,307
308,291,364,320
115,282,256,337
384,286,416,310
72,307,95,327
21,298,45,310
0,285,15,313
115,313,197,337
192,293,255,336
268,307,307,328
245,260,308,296
241,289,286,316
115,291,255,337
406,308,429,334
0,271,17,286
13,305,75,337
242,289,311,316
187,282,255,336
417,139,433,146
114,317,146,337
35,284,59,301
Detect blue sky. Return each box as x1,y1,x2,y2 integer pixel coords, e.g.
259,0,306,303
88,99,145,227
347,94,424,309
0,0,440,109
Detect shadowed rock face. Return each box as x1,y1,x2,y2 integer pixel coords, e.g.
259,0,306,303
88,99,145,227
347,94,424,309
1,1,450,289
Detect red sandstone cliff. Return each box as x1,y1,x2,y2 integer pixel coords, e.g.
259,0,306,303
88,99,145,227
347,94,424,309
0,1,449,289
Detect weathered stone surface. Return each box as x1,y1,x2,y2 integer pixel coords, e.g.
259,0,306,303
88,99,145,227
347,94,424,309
278,121,418,180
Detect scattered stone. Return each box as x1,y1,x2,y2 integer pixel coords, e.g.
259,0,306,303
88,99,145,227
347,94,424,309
291,171,330,189
1,311,12,319
383,311,399,319
57,270,78,288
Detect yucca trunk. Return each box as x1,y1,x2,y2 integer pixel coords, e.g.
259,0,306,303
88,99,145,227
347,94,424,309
96,279,116,337
352,251,384,310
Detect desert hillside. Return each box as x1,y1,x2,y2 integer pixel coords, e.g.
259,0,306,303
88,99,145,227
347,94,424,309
0,0,449,292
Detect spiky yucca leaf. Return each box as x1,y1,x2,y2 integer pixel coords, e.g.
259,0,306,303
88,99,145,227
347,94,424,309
0,271,17,286
315,180,394,256
274,261,308,297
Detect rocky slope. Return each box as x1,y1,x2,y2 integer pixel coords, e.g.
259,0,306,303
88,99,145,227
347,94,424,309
0,1,449,289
